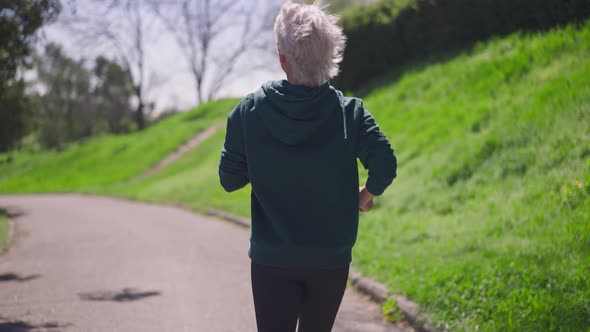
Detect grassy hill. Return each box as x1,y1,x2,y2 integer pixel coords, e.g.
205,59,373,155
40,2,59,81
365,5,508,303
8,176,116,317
1,20,589,331
0,99,237,192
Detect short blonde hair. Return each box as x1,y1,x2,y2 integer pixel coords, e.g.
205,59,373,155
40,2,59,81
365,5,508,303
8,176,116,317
274,1,347,87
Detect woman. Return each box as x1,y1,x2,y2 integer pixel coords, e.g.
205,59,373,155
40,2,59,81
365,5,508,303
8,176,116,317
219,1,397,331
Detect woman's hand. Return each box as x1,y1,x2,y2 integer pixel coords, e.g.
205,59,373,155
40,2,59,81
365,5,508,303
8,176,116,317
359,185,375,212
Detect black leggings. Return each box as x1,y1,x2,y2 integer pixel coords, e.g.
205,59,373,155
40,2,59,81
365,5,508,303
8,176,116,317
250,260,350,332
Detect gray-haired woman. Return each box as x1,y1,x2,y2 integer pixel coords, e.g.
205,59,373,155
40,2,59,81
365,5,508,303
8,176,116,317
219,1,397,331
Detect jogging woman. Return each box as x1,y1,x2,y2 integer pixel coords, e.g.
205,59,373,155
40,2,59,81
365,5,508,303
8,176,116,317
219,2,397,331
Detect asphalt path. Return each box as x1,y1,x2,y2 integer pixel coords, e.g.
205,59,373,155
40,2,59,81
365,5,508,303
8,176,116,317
0,195,407,332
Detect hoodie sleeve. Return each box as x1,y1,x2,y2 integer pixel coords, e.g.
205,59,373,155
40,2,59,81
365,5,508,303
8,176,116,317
356,102,397,196
219,97,251,192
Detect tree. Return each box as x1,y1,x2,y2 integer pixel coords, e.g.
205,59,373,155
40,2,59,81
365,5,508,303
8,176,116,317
150,0,278,103
93,56,135,134
0,81,36,152
60,0,158,130
35,43,94,149
35,44,136,149
0,0,61,152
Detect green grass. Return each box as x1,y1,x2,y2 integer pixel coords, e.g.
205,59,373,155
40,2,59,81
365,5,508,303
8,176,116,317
0,210,7,251
360,22,590,330
347,22,590,331
106,129,252,216
1,21,589,332
0,99,238,192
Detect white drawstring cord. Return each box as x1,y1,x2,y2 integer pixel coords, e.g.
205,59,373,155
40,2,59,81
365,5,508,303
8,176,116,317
341,98,348,139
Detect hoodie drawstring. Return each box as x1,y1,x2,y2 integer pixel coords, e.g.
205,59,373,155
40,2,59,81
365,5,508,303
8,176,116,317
341,98,348,140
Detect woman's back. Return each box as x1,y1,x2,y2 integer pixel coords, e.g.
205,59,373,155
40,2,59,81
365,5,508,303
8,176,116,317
219,79,396,268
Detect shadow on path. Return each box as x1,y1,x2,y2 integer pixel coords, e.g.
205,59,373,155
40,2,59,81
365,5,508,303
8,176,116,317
0,274,41,283
78,288,161,302
0,207,26,220
0,316,71,332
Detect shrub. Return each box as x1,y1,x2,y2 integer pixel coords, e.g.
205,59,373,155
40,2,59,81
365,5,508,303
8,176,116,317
336,0,590,91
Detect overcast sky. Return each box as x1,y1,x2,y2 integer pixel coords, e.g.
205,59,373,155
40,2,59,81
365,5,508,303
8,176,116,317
39,0,284,114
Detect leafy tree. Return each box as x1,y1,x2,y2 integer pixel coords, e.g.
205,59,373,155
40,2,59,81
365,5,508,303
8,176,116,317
36,43,93,149
0,81,36,151
61,0,154,131
0,0,61,152
336,0,590,91
93,56,135,134
35,44,136,149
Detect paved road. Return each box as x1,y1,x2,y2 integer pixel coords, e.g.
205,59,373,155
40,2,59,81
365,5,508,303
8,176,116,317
0,195,408,332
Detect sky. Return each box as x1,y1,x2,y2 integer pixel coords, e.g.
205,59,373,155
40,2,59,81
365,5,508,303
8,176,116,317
40,0,284,114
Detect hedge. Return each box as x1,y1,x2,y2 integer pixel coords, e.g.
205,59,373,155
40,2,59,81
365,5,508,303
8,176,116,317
335,0,590,91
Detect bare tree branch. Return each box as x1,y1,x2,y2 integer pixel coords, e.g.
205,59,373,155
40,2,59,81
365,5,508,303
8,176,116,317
150,0,278,104
206,0,280,100
59,0,159,129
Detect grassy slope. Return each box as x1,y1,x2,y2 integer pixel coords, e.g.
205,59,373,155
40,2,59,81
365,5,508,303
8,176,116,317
0,99,237,192
115,22,590,331
350,22,590,331
107,129,252,216
0,22,589,331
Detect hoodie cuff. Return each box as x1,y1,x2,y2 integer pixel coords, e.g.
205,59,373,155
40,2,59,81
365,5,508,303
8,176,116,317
219,169,249,192
365,177,386,196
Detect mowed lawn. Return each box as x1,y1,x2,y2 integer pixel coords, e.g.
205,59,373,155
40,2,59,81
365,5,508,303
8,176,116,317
1,21,589,331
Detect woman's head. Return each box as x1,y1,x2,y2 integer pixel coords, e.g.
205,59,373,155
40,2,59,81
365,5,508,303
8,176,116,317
274,1,346,87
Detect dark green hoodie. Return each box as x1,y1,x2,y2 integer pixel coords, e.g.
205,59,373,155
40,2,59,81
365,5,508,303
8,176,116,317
219,80,396,268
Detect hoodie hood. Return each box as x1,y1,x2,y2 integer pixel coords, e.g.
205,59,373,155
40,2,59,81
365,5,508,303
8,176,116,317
259,80,345,145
